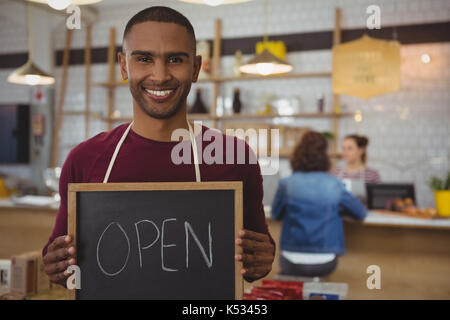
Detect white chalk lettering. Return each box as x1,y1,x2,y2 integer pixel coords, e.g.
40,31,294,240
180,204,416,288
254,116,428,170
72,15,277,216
95,218,214,275
161,218,178,272
97,222,130,276
135,220,160,268
185,221,213,269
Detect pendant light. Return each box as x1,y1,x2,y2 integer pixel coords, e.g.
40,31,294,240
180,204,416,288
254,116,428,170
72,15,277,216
28,0,103,11
240,0,293,76
178,0,253,6
8,2,55,86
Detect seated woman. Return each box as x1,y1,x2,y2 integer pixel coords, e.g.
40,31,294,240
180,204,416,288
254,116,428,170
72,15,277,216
330,134,381,183
271,131,367,278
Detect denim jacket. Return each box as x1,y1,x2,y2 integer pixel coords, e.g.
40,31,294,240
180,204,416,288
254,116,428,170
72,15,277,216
271,171,367,255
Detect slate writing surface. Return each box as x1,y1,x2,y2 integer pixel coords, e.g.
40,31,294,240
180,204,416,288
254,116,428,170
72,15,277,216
75,188,237,300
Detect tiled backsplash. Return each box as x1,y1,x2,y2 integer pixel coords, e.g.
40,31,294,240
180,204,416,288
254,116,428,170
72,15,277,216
1,0,449,207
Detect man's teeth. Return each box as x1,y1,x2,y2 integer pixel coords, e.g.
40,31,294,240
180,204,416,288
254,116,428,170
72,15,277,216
145,89,173,97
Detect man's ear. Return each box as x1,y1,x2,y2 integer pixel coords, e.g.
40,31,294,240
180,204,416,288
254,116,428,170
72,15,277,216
192,55,202,83
118,52,128,81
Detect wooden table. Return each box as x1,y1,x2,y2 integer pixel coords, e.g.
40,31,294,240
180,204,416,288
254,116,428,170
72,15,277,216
260,207,450,299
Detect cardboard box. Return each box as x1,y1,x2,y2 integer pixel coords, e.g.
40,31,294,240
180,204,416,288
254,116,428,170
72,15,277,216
10,253,37,296
0,259,11,288
10,251,50,297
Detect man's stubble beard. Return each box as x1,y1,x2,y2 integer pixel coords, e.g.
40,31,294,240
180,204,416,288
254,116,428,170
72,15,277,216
129,79,191,120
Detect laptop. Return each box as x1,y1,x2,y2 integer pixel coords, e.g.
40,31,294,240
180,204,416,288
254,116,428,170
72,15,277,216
342,179,367,201
366,183,415,210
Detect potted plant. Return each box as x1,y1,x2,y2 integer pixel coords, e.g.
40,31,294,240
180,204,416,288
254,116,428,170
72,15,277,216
429,172,450,217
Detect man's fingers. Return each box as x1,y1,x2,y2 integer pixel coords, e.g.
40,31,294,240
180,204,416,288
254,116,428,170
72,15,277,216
236,253,274,266
47,235,71,253
241,265,270,278
238,229,269,243
48,270,70,284
44,257,76,275
43,246,75,264
236,238,273,252
44,259,70,275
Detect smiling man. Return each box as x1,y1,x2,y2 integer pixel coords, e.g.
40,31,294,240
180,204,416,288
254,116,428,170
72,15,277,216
42,6,274,288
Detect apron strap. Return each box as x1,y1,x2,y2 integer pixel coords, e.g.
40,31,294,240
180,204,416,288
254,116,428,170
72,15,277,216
188,121,201,183
103,120,201,183
103,121,134,183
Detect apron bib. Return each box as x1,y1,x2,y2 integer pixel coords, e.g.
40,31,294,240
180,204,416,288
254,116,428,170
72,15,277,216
102,121,201,183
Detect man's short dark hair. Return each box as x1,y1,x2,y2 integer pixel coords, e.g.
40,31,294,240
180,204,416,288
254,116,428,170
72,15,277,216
123,6,196,49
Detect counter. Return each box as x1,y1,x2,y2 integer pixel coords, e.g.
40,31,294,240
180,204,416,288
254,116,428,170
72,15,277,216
0,199,57,259
2,200,449,299
264,206,450,230
262,206,450,299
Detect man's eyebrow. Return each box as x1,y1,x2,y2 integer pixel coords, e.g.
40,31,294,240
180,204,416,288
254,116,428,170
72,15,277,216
130,50,190,58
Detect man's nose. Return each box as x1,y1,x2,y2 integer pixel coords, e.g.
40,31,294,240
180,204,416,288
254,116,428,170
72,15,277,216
150,60,171,82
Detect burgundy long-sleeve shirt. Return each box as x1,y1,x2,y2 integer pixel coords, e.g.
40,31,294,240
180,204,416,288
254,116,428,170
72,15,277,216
43,123,273,256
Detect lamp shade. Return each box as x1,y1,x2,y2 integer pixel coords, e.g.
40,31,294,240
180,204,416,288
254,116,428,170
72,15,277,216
178,0,253,6
28,0,104,9
8,60,55,86
239,49,293,76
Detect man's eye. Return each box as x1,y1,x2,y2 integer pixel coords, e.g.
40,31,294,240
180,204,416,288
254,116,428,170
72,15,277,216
168,57,182,63
138,57,151,63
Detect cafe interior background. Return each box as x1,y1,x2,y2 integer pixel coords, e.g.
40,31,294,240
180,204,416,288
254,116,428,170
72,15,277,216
0,0,449,300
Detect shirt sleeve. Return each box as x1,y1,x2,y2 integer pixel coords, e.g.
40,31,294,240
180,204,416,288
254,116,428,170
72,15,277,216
370,169,381,183
244,158,275,246
42,151,75,257
329,167,340,177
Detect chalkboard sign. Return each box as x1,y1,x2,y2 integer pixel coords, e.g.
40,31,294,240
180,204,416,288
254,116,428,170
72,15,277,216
67,182,243,300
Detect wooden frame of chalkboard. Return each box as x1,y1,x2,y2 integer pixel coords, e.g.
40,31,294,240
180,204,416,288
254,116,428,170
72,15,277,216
67,181,243,300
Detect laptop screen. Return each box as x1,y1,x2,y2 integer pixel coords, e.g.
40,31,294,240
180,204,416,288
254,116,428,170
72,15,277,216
366,183,415,210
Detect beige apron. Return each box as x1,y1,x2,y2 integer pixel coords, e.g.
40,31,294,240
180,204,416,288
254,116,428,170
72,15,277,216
103,121,201,183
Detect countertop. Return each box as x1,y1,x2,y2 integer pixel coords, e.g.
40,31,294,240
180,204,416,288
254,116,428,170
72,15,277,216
264,206,450,230
0,198,59,211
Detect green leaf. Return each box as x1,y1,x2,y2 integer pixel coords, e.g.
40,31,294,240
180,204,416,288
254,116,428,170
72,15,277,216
444,172,450,190
429,177,443,191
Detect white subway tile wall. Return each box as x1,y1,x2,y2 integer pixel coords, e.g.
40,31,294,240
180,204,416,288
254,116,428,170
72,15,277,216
1,0,449,207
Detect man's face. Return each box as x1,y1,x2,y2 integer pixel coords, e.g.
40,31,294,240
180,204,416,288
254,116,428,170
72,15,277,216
119,21,201,119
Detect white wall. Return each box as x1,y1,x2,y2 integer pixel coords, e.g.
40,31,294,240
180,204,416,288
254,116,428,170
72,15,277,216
0,0,449,206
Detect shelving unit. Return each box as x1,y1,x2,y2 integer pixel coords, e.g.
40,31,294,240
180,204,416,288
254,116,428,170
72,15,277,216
92,8,348,160
93,72,332,88
104,112,352,122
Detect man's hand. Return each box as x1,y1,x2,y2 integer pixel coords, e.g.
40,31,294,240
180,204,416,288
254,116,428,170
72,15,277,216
235,229,275,282
43,235,76,286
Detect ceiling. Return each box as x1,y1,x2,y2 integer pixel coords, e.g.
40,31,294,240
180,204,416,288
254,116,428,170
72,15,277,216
92,0,177,9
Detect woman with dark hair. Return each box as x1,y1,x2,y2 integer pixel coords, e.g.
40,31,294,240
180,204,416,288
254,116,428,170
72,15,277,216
330,134,381,183
271,131,367,278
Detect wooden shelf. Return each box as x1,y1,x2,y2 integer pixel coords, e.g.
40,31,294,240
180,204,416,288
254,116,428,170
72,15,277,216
92,72,332,88
213,112,353,120
197,72,332,83
103,112,353,122
279,151,342,158
92,81,127,88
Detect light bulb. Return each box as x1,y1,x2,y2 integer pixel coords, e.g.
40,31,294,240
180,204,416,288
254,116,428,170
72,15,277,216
421,53,431,64
47,0,73,10
354,110,363,123
203,0,225,5
25,75,41,85
256,63,275,76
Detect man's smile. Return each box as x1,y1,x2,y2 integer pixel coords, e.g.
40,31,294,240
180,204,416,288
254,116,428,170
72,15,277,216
142,86,177,102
